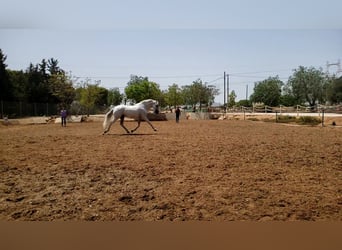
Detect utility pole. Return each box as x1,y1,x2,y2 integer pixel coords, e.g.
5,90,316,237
246,84,248,100
226,73,229,110
224,71,226,108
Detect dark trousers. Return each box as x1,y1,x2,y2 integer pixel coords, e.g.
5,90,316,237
61,117,67,126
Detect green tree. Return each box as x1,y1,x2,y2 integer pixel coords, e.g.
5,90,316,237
48,58,63,75
26,60,56,103
181,79,219,110
165,83,183,108
124,75,162,103
279,94,297,106
95,87,109,106
78,80,103,116
0,49,13,102
228,90,237,108
236,99,252,107
250,76,283,106
48,73,75,108
206,84,219,106
191,79,206,110
108,87,123,105
287,66,327,108
7,70,29,102
181,85,195,107
326,76,342,104
280,82,297,106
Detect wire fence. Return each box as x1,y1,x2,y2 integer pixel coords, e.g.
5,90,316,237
228,104,342,114
0,100,112,119
0,101,58,119
1,100,341,119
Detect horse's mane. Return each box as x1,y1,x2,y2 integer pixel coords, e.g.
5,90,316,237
137,99,154,104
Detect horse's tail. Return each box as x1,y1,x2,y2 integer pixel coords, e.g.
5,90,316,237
103,108,114,132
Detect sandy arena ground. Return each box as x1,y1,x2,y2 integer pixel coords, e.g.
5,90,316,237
0,118,341,221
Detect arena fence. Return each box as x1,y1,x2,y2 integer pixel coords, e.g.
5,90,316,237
0,101,111,119
0,101,58,119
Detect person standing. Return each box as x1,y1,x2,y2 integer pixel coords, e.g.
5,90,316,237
175,107,181,123
61,108,67,127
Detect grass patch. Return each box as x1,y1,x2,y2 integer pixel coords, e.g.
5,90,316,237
262,118,275,122
247,118,259,121
247,114,322,126
276,115,297,123
296,116,321,126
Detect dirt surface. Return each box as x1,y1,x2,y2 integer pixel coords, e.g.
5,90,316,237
0,119,341,221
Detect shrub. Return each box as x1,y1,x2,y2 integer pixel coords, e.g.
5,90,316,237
296,116,321,125
276,115,297,123
247,117,259,121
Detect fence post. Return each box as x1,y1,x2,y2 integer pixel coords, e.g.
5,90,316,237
322,109,325,127
0,100,3,119
276,111,278,123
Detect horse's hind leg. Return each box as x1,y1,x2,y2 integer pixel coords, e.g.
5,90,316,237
120,115,131,134
103,115,119,135
102,110,117,135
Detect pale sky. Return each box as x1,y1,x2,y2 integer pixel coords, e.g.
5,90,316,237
1,0,341,102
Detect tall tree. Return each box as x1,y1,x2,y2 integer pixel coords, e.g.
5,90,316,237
95,86,109,106
250,76,283,106
79,83,98,116
0,49,13,102
7,70,29,102
48,58,63,75
206,84,219,106
124,75,162,103
48,73,75,108
190,79,210,110
181,85,195,107
165,83,183,108
326,76,342,104
287,66,327,108
181,79,219,110
107,87,123,106
228,90,237,108
77,80,108,115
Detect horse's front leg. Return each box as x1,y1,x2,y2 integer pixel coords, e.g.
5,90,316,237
120,115,131,134
131,120,141,133
142,115,157,132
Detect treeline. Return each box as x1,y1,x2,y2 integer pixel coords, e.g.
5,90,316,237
247,67,342,108
1,48,341,118
0,49,220,117
0,49,75,108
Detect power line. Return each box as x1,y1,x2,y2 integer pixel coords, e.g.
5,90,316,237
206,76,224,84
230,68,293,76
75,73,221,80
